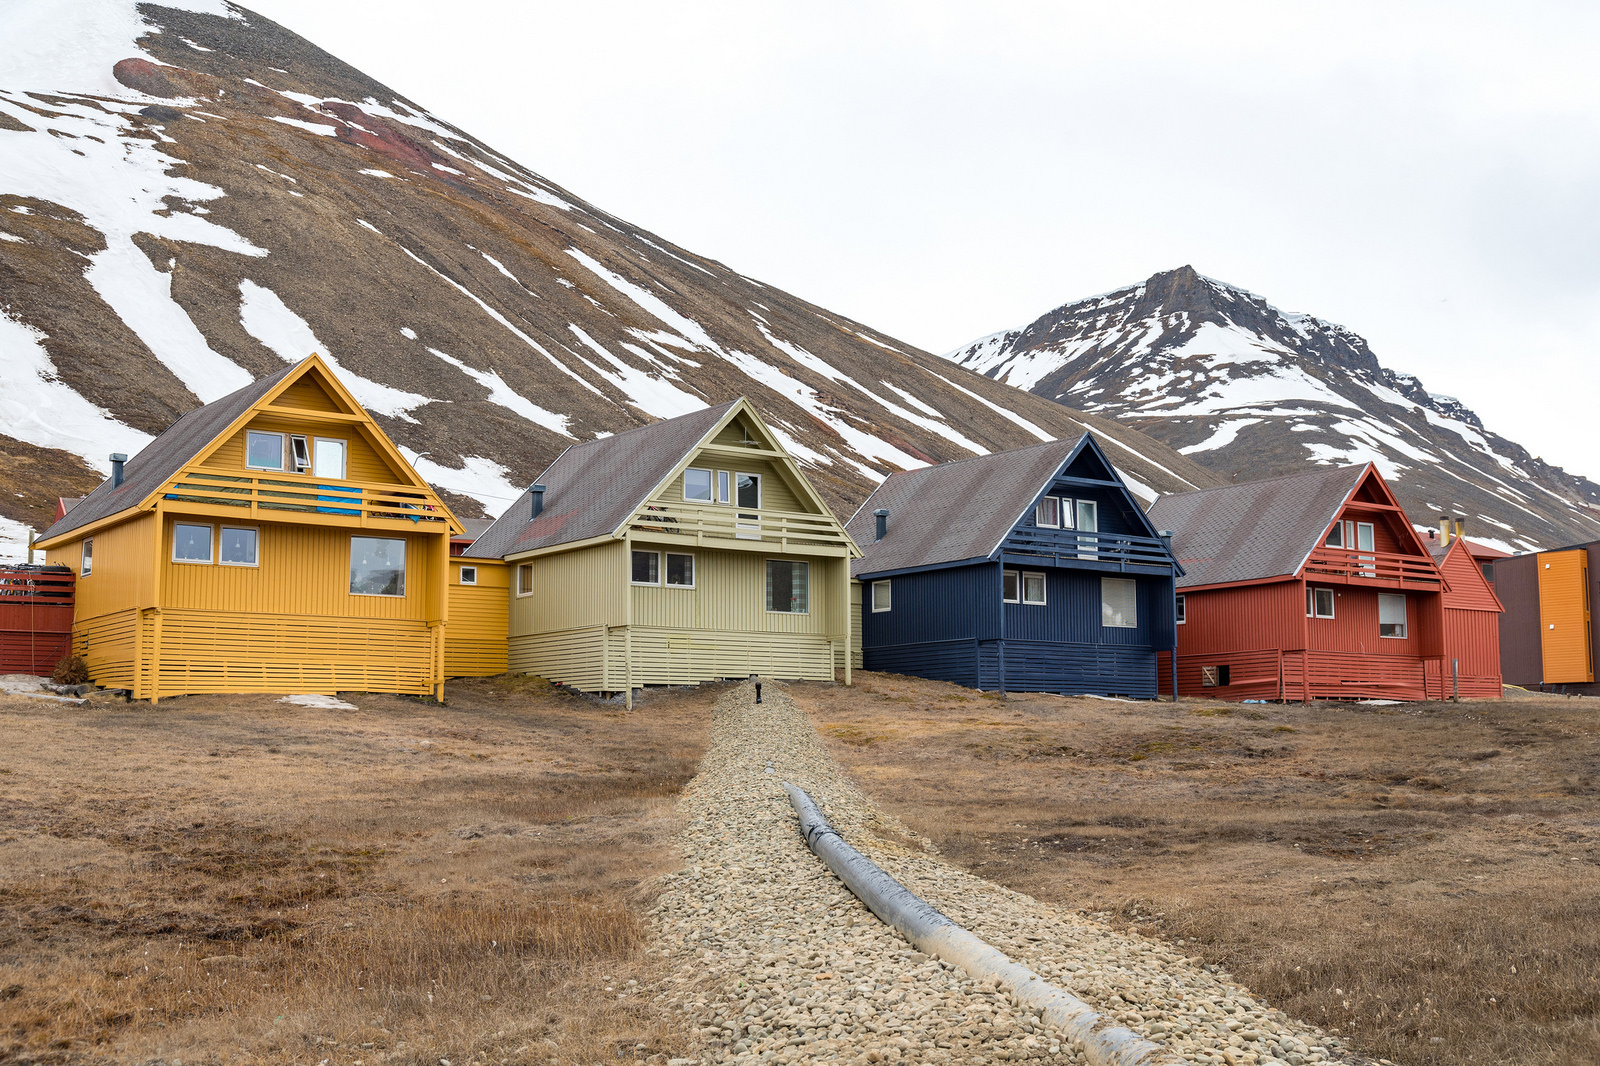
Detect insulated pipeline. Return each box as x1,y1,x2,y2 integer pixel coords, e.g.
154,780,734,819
783,783,1183,1066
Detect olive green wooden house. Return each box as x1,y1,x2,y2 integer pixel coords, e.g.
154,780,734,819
468,400,860,695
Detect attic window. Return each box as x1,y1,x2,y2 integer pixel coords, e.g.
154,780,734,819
717,470,730,504
684,468,713,502
1035,496,1061,528
247,431,284,471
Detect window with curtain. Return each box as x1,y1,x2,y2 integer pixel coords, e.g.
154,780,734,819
1101,576,1137,627
766,559,808,613
1379,593,1407,637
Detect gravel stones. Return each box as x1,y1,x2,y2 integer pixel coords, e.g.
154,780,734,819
648,682,1374,1066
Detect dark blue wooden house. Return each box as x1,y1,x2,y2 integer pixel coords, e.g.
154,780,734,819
845,434,1182,698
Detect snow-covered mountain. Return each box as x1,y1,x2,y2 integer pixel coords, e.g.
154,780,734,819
0,1,1219,555
945,266,1600,552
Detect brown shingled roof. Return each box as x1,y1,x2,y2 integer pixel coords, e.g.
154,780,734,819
37,362,301,544
1146,465,1368,589
467,402,739,559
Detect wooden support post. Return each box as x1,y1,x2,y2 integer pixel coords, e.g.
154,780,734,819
841,557,852,686
623,536,633,711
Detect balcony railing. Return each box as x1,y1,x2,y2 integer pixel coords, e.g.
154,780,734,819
1302,547,1442,587
628,502,853,551
1001,528,1176,570
158,471,449,527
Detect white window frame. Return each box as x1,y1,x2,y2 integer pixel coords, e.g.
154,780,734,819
683,467,713,503
459,565,477,586
516,563,533,597
1076,499,1098,559
218,525,259,568
1035,495,1061,528
172,522,215,565
1307,586,1335,619
631,549,662,586
1379,593,1408,638
1002,568,1020,604
1101,576,1137,628
765,558,809,614
349,536,406,597
871,579,892,613
1326,522,1344,547
665,551,696,589
716,469,731,504
736,472,762,539
246,430,285,472
80,537,93,577
289,433,311,474
1175,593,1186,624
1021,570,1047,606
312,436,347,480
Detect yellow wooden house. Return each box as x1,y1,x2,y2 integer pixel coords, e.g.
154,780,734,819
467,399,860,696
35,355,465,701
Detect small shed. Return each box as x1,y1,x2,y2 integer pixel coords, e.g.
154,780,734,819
0,564,75,675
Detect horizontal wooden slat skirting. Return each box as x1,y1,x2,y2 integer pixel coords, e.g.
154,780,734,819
74,609,140,691
509,626,607,691
509,624,838,693
1159,648,1476,701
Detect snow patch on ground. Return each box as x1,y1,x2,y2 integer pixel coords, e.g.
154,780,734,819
277,694,357,710
2,0,240,99
566,248,716,350
0,515,39,563
271,115,338,136
916,366,1055,443
238,280,432,421
566,326,708,420
0,308,155,472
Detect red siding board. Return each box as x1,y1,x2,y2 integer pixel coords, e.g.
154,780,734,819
0,567,76,675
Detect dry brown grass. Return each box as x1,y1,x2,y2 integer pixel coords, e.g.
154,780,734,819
0,676,718,1064
797,674,1600,1066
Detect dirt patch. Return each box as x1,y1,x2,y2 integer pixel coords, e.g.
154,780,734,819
796,674,1600,1066
0,676,717,1064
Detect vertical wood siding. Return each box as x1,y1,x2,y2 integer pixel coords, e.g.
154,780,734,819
48,515,155,622
1538,549,1594,683
1495,553,1543,685
509,541,626,635
445,560,509,677
1442,609,1503,697
629,550,837,635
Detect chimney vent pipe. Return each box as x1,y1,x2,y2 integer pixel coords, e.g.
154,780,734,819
530,484,547,520
109,453,128,489
873,508,889,541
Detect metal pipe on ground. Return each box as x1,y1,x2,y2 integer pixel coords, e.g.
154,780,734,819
783,783,1182,1066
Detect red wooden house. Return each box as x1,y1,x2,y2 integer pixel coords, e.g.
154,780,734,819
1429,535,1504,697
1148,463,1492,701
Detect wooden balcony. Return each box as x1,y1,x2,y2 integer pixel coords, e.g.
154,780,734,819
1000,528,1176,573
156,470,451,531
1302,547,1444,591
627,502,854,555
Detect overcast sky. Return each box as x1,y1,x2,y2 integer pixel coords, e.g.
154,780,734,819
247,0,1599,482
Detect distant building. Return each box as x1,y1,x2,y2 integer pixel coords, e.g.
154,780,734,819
847,433,1182,698
1495,540,1598,694
1148,463,1500,701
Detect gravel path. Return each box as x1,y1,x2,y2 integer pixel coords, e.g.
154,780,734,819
648,681,1378,1066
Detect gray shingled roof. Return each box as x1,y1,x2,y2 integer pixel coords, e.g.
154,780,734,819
848,435,1104,578
468,401,738,559
38,362,301,544
1145,465,1366,589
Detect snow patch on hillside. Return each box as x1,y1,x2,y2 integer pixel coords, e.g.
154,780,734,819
2,0,240,99
0,515,37,563
398,449,522,517
424,346,573,438
0,308,155,471
238,280,432,421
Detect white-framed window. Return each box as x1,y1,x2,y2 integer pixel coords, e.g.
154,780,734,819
1102,576,1137,627
1325,522,1343,547
313,437,346,479
1175,593,1186,624
289,434,311,473
1035,495,1061,528
459,565,478,585
517,563,533,596
350,536,406,596
684,467,713,502
1379,593,1407,638
173,522,214,564
716,470,731,504
1003,568,1020,603
736,472,762,539
80,537,93,577
246,430,285,471
666,552,695,588
871,579,892,612
1022,571,1047,605
631,549,661,585
766,559,808,613
219,526,259,567
1076,500,1098,558
1307,586,1335,618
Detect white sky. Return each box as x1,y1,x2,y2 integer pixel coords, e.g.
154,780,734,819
245,0,1600,482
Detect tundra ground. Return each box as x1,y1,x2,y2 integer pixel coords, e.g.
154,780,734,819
0,677,713,1065
795,674,1600,1066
